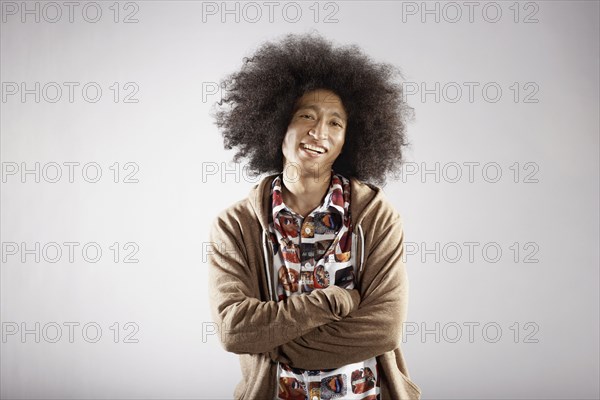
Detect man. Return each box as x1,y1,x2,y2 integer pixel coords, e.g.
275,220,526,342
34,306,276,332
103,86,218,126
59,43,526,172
208,33,421,399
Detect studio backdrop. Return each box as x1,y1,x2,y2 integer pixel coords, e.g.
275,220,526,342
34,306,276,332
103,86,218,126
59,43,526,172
1,1,598,399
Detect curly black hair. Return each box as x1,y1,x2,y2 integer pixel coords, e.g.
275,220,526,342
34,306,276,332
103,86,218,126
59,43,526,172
213,32,413,186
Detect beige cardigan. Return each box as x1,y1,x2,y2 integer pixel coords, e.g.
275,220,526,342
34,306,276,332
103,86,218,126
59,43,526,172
207,173,422,399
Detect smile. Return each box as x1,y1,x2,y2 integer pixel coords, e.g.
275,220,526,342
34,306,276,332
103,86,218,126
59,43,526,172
301,143,326,154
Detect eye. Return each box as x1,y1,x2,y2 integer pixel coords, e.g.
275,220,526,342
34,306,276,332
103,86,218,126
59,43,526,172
299,114,314,119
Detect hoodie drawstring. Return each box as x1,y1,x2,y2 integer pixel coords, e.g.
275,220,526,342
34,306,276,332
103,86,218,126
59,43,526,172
262,229,275,301
358,223,365,280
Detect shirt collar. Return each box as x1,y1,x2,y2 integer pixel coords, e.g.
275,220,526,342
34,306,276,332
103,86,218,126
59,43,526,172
270,169,349,222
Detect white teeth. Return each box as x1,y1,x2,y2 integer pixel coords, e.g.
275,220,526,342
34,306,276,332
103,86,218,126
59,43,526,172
302,143,326,154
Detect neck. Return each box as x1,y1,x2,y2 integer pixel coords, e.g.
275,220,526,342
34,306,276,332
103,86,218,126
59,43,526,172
281,166,333,218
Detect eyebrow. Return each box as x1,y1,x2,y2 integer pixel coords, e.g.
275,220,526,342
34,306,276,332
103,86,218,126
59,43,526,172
296,104,347,120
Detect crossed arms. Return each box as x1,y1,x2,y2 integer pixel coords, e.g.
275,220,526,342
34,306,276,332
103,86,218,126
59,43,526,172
207,214,408,370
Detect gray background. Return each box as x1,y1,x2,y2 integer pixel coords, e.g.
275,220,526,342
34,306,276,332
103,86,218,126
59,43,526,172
1,0,598,398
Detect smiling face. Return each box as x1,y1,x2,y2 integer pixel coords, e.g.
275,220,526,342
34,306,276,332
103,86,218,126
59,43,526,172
281,89,347,179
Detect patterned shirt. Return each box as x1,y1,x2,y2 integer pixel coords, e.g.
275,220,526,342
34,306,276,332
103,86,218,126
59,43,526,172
269,170,381,400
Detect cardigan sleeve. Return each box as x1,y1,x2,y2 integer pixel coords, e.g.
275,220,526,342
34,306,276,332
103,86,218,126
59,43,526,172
207,214,361,355
267,216,409,370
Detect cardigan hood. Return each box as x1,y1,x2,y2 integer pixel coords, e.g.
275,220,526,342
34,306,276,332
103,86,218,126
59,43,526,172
248,172,381,232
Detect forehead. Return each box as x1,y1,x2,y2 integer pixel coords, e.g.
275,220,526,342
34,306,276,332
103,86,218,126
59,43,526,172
294,89,347,118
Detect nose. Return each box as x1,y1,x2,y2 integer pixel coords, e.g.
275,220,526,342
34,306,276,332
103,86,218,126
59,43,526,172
308,119,328,140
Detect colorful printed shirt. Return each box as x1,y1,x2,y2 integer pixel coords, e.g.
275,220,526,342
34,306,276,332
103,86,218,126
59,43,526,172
268,170,381,400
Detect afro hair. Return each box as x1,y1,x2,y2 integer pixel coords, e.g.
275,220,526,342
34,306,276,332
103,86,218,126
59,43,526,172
213,32,413,186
